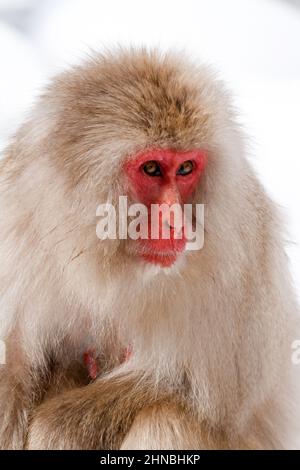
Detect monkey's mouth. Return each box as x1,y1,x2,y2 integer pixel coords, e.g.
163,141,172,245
138,237,186,267
142,252,179,267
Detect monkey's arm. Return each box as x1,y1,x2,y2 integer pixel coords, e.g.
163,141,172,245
27,373,152,450
0,335,90,450
26,372,229,450
0,330,40,450
0,366,33,450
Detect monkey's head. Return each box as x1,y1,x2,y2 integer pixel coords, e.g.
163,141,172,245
27,49,248,278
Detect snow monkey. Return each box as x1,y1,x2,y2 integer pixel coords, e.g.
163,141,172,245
0,49,299,450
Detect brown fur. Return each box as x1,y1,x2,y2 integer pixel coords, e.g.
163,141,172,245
27,372,232,450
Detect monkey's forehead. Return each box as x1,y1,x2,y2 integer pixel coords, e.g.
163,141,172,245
50,50,228,149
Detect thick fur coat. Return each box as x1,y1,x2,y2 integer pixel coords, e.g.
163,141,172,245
0,48,299,449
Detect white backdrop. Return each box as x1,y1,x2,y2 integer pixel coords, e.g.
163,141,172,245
0,0,299,294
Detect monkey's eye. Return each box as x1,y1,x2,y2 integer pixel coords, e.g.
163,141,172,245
143,160,162,176
176,160,194,176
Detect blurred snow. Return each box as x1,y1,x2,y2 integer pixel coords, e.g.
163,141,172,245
0,0,35,8
0,20,44,151
0,0,299,292
30,0,300,80
234,78,300,295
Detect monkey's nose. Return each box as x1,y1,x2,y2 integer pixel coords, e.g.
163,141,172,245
160,187,180,206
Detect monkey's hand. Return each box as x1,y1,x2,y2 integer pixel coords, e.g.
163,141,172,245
26,372,156,450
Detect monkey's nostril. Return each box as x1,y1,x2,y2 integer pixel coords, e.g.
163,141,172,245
164,213,183,232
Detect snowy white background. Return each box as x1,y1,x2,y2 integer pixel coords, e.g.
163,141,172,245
0,0,299,295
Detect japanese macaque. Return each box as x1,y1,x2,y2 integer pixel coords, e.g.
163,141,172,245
0,48,299,450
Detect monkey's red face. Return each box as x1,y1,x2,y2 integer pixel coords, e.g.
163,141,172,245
124,148,207,267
